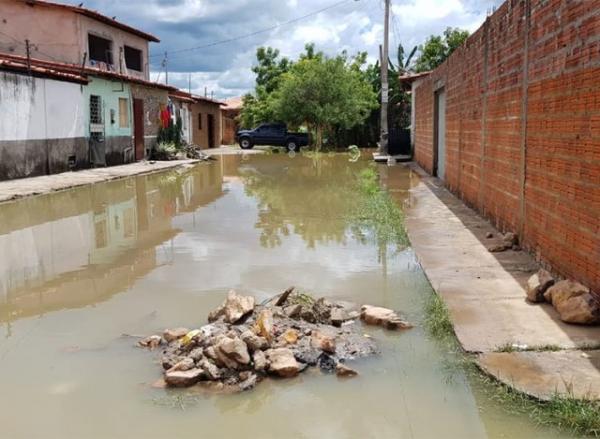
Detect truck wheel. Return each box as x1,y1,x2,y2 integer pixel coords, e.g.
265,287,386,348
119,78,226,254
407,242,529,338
240,138,253,150
286,140,299,152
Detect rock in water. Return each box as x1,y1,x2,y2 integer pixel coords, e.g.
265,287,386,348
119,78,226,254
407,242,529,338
138,335,162,350
555,293,600,325
360,305,412,330
310,330,336,354
544,280,589,307
335,363,358,377
252,350,268,372
255,309,274,340
163,327,190,343
526,269,555,303
241,330,269,352
164,368,203,387
330,308,348,327
266,348,300,377
216,337,251,365
208,290,255,324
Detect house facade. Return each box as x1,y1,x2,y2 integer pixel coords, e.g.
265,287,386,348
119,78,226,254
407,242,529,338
191,98,223,149
221,97,242,145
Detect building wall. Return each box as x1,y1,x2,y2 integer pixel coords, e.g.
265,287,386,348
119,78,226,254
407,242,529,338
171,99,193,145
0,1,150,79
0,71,87,180
0,2,80,64
83,76,133,166
222,109,240,145
191,101,222,149
412,0,600,292
131,84,168,152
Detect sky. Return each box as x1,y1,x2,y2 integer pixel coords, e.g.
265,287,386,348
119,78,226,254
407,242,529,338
62,0,503,99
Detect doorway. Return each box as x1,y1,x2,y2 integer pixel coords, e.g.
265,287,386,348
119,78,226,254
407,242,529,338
434,88,446,180
207,114,215,149
133,99,144,160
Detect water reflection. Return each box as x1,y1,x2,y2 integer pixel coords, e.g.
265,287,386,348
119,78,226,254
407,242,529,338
0,164,224,331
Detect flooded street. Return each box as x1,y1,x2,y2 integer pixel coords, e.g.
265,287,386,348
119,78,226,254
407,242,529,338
0,153,573,438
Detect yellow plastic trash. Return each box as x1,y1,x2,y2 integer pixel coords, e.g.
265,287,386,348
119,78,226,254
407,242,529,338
180,329,201,346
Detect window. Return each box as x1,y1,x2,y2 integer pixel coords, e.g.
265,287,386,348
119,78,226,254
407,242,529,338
90,95,102,124
198,113,203,130
89,34,113,65
119,98,129,128
124,45,142,72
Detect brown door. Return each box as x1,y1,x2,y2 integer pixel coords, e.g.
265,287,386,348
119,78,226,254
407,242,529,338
207,114,215,149
133,99,145,160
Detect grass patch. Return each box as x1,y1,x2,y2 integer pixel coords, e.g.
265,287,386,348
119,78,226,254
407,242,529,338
496,343,562,353
423,292,455,343
422,292,600,436
351,166,409,250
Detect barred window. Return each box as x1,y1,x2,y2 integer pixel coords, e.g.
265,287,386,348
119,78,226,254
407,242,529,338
90,95,102,124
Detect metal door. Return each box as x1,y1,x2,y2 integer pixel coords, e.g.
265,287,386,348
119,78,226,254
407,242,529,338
207,114,215,148
133,99,145,160
434,88,446,180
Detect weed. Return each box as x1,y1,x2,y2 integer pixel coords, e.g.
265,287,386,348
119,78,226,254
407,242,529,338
423,292,455,343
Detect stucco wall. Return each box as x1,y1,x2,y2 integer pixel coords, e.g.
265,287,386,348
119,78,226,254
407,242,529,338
83,76,133,165
0,2,80,64
0,71,87,180
0,2,150,79
191,101,222,149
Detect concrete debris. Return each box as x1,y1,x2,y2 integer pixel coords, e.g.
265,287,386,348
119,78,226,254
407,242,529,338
138,288,411,393
360,305,413,330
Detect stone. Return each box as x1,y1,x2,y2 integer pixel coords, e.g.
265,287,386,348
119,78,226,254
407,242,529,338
266,348,300,377
335,363,358,377
485,232,494,239
555,293,600,325
300,307,317,323
255,309,274,340
330,308,349,327
252,350,268,372
284,304,303,319
544,280,590,307
238,372,258,391
208,290,255,324
293,348,321,366
275,286,295,306
199,358,222,380
503,232,518,246
241,330,269,352
138,335,162,350
188,347,205,362
163,327,190,343
313,298,332,323
164,368,203,387
360,305,412,330
167,357,195,372
310,330,336,354
487,243,509,253
526,269,555,303
216,337,251,365
317,353,337,373
281,328,299,345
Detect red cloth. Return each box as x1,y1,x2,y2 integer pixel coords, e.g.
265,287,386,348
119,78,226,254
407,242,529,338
160,108,170,128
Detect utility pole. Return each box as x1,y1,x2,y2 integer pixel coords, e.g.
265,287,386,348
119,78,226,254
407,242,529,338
378,0,391,156
188,73,192,94
163,51,169,85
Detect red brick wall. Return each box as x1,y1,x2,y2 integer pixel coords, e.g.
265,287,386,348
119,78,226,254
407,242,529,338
413,0,600,293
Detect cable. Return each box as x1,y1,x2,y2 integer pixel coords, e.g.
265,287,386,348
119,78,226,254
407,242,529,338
149,0,358,60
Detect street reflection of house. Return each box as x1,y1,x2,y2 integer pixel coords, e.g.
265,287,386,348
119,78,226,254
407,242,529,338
0,163,225,327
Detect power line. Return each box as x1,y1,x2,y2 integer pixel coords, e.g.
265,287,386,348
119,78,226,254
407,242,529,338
149,0,359,60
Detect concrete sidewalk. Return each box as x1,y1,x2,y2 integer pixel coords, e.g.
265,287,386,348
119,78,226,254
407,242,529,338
404,165,600,401
0,160,200,203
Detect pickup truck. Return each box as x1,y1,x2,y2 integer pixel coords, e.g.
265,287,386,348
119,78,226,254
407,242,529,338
237,123,309,152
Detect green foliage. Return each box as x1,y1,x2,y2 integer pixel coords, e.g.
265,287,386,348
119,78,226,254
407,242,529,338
415,27,470,72
423,292,455,342
351,166,409,250
272,52,377,150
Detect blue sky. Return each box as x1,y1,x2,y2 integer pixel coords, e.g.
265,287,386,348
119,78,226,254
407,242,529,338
63,0,503,98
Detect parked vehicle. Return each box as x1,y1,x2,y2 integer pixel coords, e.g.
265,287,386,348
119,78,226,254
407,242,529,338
237,123,309,152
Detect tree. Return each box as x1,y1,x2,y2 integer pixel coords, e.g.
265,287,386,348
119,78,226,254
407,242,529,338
414,27,469,72
272,52,377,151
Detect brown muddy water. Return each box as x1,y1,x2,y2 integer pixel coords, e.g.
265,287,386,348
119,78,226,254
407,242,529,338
0,153,574,439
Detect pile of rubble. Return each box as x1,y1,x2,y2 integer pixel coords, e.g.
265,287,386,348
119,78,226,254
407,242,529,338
527,269,599,325
138,288,412,392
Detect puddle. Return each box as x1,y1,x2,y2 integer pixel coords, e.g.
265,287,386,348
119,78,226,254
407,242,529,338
0,153,574,438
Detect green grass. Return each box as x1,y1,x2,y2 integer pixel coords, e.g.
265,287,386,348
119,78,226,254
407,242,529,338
351,166,409,249
495,343,562,353
422,292,600,436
